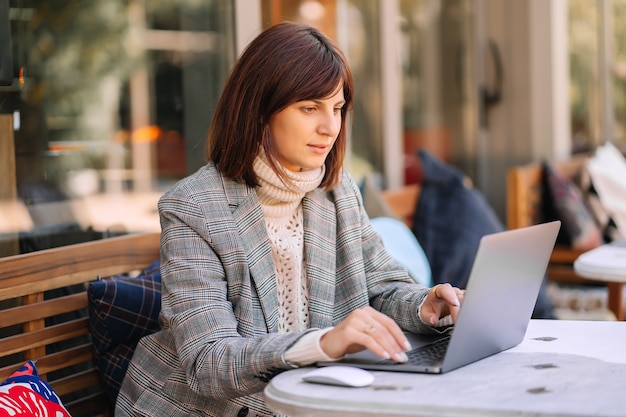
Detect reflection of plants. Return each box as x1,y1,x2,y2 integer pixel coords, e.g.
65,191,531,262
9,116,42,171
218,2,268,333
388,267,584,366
25,1,138,120
11,0,208,194
22,1,207,131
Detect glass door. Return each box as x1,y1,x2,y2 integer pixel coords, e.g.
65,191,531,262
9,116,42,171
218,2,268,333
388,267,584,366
399,0,482,186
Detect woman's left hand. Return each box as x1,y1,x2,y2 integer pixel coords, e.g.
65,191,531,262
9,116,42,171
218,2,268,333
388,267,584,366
419,283,465,326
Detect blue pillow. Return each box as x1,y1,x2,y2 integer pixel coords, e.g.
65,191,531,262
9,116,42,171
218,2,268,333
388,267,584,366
371,217,432,287
88,260,161,404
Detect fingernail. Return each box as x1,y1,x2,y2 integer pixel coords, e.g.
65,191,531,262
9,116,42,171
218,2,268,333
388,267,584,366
382,351,391,359
453,297,460,306
395,352,408,363
404,339,412,350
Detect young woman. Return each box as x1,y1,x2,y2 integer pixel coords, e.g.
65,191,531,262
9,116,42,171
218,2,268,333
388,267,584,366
116,21,464,417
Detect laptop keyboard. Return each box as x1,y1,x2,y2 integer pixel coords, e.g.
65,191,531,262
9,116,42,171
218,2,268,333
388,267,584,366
405,335,451,365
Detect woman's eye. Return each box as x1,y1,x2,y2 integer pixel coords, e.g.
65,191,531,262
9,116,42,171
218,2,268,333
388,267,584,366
334,107,343,114
302,106,316,113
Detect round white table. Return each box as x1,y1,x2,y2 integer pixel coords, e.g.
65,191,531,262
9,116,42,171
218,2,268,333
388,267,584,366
264,320,626,417
574,241,626,320
574,241,626,281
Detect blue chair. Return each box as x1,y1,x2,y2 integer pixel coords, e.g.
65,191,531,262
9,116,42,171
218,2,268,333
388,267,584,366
370,216,432,287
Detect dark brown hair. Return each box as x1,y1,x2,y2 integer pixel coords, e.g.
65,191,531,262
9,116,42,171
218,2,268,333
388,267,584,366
207,21,354,190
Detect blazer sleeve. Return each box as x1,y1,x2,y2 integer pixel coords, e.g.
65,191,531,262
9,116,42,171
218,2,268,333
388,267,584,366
336,174,436,334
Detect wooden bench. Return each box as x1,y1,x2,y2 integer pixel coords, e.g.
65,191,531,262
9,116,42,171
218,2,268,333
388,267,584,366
0,232,160,416
507,156,623,320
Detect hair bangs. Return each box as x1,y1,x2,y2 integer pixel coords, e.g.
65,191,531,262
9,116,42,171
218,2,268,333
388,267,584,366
295,48,349,103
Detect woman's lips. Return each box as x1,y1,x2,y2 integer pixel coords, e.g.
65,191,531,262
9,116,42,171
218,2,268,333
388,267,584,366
308,144,330,154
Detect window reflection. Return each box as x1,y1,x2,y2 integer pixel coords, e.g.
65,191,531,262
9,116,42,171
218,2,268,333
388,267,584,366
1,1,234,257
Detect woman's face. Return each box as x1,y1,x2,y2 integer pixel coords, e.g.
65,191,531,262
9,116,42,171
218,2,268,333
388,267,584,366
268,86,345,172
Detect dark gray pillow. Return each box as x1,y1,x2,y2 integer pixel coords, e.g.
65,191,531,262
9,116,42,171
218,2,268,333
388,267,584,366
412,150,554,319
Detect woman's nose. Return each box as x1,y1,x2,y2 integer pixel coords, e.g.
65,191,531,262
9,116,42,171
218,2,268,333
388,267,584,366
319,111,340,138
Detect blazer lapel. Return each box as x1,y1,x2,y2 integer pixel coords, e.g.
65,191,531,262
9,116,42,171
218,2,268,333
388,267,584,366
224,182,280,333
303,189,337,329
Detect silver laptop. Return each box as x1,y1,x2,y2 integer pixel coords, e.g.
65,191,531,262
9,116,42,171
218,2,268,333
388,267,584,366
318,220,561,374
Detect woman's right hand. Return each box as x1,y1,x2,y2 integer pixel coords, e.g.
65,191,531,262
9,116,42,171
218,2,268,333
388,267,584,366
319,306,411,363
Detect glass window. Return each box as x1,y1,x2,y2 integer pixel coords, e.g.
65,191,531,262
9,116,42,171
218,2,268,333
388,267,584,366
569,0,626,153
1,1,235,257
399,0,477,183
612,0,626,150
569,0,600,153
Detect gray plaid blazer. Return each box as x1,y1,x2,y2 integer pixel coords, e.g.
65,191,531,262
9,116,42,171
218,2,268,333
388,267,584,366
116,162,433,417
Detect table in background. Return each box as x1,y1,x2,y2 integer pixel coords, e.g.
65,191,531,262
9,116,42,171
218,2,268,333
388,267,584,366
574,240,626,320
265,320,626,417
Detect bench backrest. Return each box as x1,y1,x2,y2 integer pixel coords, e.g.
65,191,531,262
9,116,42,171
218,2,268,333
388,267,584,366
0,232,160,416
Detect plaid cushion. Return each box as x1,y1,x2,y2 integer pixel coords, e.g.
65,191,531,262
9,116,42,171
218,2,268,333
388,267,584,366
88,260,161,404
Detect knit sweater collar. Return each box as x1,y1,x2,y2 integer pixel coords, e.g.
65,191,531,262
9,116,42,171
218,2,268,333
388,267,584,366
252,150,325,218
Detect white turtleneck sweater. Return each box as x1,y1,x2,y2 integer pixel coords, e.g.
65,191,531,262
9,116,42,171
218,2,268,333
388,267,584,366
253,152,335,365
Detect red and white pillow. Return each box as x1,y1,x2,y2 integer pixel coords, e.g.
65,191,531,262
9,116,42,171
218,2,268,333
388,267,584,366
0,361,71,417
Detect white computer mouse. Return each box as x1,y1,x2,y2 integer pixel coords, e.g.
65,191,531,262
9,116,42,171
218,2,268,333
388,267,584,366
301,366,375,388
